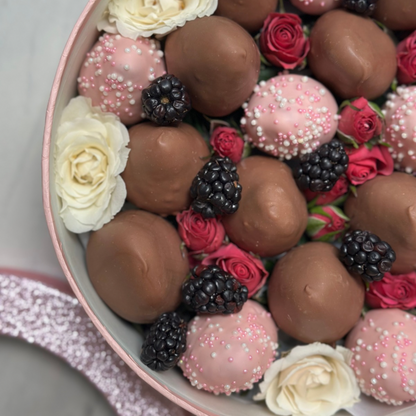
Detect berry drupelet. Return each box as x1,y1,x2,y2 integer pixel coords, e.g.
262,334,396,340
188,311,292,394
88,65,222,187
182,265,249,315
293,139,349,193
190,156,242,219
142,74,191,126
140,312,187,372
340,230,396,282
343,0,378,14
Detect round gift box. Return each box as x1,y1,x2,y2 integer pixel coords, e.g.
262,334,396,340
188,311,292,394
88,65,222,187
42,1,270,415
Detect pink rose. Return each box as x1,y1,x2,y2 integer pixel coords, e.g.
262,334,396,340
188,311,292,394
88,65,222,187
345,145,394,186
397,31,416,85
176,209,225,254
366,272,416,310
210,127,244,164
201,244,268,297
338,97,383,144
304,176,349,205
260,13,310,69
306,205,349,242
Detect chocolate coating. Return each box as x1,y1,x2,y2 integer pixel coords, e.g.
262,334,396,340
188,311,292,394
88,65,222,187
268,242,365,344
215,0,278,33
290,0,341,15
165,16,260,117
86,210,189,323
222,156,308,257
121,122,210,216
345,173,416,274
374,0,416,31
308,10,396,100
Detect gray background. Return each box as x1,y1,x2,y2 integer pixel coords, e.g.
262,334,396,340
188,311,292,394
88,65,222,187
0,0,115,414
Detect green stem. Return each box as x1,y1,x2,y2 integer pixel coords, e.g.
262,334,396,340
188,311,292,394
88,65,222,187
279,0,286,13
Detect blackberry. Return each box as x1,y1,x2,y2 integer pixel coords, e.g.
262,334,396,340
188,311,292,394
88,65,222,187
339,230,396,282
182,265,249,315
140,312,187,372
142,74,191,125
343,0,378,14
190,156,242,218
293,139,349,193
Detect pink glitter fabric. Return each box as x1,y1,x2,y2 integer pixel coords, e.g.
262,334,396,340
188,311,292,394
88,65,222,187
0,271,188,416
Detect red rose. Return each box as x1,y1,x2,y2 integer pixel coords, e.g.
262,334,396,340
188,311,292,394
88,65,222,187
306,205,348,242
345,145,394,186
210,127,244,164
260,13,310,69
304,176,349,205
176,209,225,254
397,31,416,85
338,97,383,144
201,244,268,297
366,272,416,310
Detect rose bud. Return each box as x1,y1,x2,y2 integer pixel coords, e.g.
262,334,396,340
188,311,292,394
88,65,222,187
177,209,225,254
338,97,383,145
345,145,394,186
306,205,349,242
210,127,244,164
366,272,416,310
397,30,416,85
260,13,310,69
201,243,268,298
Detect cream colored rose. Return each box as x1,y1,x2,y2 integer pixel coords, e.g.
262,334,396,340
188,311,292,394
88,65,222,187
54,96,130,233
255,343,360,416
97,0,218,39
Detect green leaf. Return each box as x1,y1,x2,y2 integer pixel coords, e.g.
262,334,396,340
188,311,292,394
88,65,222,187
364,141,374,150
391,78,398,92
316,229,344,243
309,206,333,219
297,234,309,246
279,0,285,13
307,216,327,236
242,141,252,159
338,98,361,113
329,205,350,221
263,259,276,274
336,129,359,149
350,185,358,197
260,53,272,67
258,66,280,83
379,141,392,148
331,193,349,207
368,101,385,119
307,196,319,210
374,20,388,33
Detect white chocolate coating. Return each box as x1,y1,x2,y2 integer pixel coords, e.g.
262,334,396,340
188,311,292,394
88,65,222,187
346,309,416,405
78,33,166,125
241,75,339,160
383,86,416,174
179,301,278,395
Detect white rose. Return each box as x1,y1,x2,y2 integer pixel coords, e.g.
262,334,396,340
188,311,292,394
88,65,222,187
97,0,218,39
54,96,130,234
255,343,360,416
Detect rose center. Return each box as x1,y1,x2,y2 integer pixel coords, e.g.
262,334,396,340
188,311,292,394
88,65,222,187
71,148,107,186
140,0,185,15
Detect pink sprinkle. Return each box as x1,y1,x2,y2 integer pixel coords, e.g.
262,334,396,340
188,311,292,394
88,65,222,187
228,357,233,363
